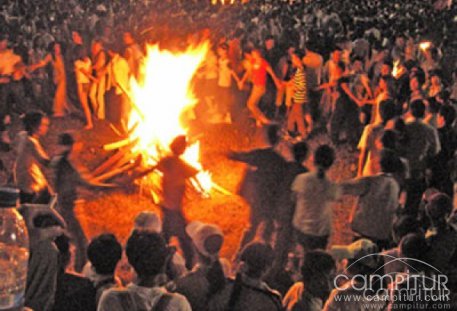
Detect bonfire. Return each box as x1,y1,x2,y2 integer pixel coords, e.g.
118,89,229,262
93,41,229,201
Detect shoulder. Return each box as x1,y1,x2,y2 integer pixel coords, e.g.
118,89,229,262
166,291,192,310
98,287,131,310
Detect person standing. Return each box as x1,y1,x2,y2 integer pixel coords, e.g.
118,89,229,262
287,50,309,138
14,111,51,204
98,232,192,311
51,133,113,272
229,125,288,251
342,150,402,250
292,145,340,251
106,45,131,134
151,135,199,269
239,49,281,126
48,42,70,117
402,100,441,215
216,43,237,122
89,39,107,120
74,46,94,129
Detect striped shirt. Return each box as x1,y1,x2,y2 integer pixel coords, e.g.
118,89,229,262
293,67,308,104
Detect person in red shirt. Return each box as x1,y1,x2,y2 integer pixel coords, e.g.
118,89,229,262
239,49,281,126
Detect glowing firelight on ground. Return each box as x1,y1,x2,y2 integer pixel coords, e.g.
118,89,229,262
129,42,213,193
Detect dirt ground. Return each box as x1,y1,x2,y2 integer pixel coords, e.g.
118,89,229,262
1,111,358,275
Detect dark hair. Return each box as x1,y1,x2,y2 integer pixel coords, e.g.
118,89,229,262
381,130,397,150
301,250,336,283
439,105,456,126
170,135,187,155
87,234,122,275
292,141,309,163
410,100,426,119
266,125,280,146
314,145,335,179
393,216,421,242
379,100,396,124
126,231,168,277
74,45,87,60
380,149,402,174
58,133,74,146
239,242,274,279
228,242,275,309
22,111,46,135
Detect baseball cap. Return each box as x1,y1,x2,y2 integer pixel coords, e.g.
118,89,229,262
186,221,223,258
134,211,162,233
330,239,379,268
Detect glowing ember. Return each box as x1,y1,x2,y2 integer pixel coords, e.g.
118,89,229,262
129,42,213,193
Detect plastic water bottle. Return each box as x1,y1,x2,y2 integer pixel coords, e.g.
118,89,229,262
0,188,29,311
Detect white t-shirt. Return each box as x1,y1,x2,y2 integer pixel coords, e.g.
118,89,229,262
343,174,400,241
98,284,191,311
292,171,340,237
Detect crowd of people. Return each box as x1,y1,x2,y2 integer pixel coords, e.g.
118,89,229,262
1,0,457,310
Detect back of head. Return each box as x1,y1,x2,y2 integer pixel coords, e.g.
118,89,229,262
379,100,396,123
410,100,425,119
399,233,428,266
87,234,122,275
301,250,336,283
314,145,335,177
380,149,403,174
292,141,309,163
381,130,397,150
58,133,74,147
126,231,168,277
239,242,274,279
22,111,45,135
393,215,421,243
170,135,187,156
426,193,453,223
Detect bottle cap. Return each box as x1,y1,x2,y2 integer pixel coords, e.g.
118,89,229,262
0,187,20,208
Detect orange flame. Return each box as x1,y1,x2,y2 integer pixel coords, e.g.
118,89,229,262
129,42,212,193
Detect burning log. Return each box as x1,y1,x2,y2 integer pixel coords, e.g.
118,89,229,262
93,155,143,183
93,139,139,177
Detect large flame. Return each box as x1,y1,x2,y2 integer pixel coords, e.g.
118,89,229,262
129,42,212,193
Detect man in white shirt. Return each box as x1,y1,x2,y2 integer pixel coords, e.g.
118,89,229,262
403,100,441,215
341,150,402,249
106,46,131,133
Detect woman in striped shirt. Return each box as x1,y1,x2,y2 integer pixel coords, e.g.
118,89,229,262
287,50,310,138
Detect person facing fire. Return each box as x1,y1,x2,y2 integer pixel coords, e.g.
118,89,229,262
153,135,199,269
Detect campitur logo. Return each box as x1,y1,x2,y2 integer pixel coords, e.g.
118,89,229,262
332,253,451,309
